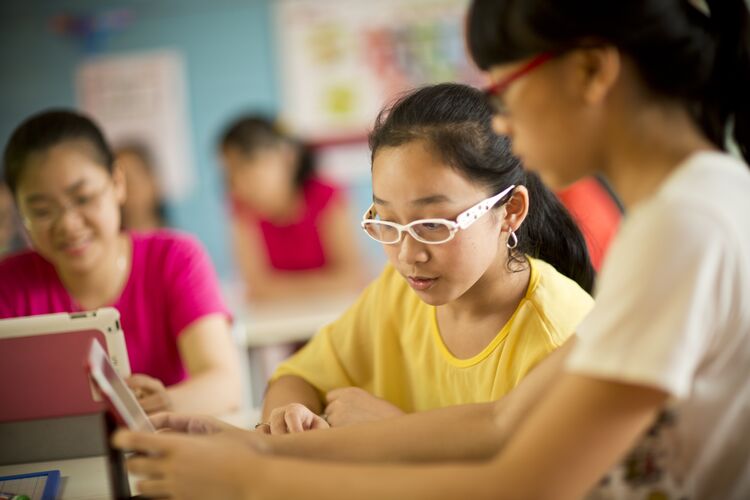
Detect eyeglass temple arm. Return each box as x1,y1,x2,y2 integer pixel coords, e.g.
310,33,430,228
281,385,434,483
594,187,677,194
456,185,516,229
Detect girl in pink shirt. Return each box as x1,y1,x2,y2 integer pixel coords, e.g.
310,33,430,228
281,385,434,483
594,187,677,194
1,109,242,415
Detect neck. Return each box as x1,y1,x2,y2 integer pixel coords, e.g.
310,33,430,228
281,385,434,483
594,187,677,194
601,100,718,210
267,187,304,224
58,233,131,309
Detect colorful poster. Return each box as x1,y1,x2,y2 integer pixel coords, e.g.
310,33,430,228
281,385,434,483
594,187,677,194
275,0,482,141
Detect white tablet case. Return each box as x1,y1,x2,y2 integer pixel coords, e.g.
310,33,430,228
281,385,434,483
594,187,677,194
0,307,131,377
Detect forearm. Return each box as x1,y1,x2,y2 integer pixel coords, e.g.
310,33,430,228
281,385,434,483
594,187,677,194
262,375,324,420
265,337,576,463
267,401,501,463
248,456,500,500
168,368,242,415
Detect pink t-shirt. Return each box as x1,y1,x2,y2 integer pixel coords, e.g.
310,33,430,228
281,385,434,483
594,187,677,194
0,230,229,386
232,177,339,271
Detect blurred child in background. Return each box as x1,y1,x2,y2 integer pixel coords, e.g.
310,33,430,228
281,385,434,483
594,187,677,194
114,142,168,231
219,115,365,302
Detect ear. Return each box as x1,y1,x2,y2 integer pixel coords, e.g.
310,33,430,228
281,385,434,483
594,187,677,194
501,185,529,233
111,162,127,205
571,45,621,105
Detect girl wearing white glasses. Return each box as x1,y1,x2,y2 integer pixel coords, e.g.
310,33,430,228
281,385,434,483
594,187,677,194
259,83,595,434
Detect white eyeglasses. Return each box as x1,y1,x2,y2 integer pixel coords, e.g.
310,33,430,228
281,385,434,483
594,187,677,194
361,185,515,245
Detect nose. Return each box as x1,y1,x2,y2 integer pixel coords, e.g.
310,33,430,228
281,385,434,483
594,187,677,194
397,232,429,266
54,205,86,233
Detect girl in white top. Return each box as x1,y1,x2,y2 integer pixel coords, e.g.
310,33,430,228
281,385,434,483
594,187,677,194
113,0,750,498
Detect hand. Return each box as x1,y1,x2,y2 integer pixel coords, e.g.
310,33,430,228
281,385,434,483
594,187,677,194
127,374,172,414
150,412,239,435
324,387,404,427
267,402,329,435
113,430,257,500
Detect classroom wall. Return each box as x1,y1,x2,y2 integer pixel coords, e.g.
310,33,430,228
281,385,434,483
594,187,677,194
0,0,282,277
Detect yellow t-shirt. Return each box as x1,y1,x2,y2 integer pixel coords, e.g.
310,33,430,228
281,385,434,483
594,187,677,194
271,257,594,411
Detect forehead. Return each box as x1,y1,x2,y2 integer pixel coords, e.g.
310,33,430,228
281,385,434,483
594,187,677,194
371,141,485,203
16,141,110,197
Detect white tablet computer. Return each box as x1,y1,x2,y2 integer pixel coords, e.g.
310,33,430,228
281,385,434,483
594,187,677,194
0,307,131,377
88,339,155,432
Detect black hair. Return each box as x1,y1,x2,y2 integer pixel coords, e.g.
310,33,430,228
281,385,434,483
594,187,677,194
3,109,114,195
218,114,315,188
369,83,595,293
467,0,750,162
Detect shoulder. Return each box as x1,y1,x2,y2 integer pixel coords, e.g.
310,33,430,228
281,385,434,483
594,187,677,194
655,152,749,226
524,257,595,343
303,177,342,215
614,153,750,266
0,250,60,317
129,230,216,287
131,229,208,262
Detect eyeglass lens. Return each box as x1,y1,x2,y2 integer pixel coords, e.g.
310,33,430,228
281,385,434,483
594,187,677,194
362,221,453,244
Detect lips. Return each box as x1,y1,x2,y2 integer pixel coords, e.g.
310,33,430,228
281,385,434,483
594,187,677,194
57,237,92,256
406,275,438,291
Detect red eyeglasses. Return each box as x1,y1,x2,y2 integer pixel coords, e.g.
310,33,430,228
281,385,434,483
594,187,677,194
484,52,554,115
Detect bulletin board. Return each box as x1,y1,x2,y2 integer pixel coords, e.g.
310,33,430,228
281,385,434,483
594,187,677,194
76,50,195,201
274,0,482,142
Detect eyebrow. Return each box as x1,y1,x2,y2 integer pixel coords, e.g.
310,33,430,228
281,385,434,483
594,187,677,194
372,194,453,206
24,179,89,204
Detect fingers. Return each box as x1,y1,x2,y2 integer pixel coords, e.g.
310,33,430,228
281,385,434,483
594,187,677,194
284,411,304,433
150,412,196,433
254,423,271,435
113,429,180,455
150,412,180,431
139,392,171,414
127,455,164,477
268,404,317,435
127,374,165,393
135,478,171,498
268,408,289,435
309,415,330,430
323,399,341,424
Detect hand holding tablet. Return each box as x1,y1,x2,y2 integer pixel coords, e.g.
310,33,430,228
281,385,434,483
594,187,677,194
88,339,155,433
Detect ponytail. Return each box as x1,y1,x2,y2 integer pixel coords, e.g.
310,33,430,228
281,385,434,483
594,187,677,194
704,0,750,162
516,172,594,293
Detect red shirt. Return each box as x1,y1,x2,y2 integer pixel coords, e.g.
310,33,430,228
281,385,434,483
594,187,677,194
232,178,339,271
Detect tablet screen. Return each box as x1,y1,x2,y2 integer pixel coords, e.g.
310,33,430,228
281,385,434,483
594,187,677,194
88,340,155,432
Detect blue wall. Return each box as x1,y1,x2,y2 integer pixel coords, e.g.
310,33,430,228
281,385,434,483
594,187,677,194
0,0,281,277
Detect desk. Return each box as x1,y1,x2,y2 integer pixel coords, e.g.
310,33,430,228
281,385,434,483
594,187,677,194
227,293,357,406
0,456,110,500
233,293,358,348
0,409,261,499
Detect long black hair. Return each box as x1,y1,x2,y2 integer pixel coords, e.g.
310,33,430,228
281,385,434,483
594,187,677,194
369,83,595,293
468,0,750,162
3,109,114,195
218,114,315,188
